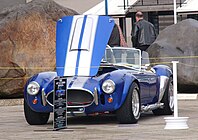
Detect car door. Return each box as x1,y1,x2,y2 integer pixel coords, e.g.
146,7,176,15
135,71,150,104
135,69,157,104
144,70,157,101
140,51,157,103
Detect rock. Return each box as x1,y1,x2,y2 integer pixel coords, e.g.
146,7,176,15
147,19,198,92
0,0,78,98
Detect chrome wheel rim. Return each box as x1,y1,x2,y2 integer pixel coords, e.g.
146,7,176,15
169,81,174,111
132,88,140,119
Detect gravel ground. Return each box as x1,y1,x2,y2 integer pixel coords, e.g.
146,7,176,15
0,99,198,140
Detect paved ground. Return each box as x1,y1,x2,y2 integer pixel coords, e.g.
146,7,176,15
0,99,198,140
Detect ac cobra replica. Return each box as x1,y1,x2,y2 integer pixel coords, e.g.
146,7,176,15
24,15,173,125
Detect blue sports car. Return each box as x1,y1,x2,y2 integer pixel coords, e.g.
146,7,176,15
24,15,173,125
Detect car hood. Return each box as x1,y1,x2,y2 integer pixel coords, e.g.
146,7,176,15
42,72,109,95
56,15,115,77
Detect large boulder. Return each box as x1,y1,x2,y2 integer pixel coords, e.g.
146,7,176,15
148,19,198,92
0,0,78,98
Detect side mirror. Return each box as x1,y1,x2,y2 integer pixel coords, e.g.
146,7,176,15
144,64,155,73
145,64,152,71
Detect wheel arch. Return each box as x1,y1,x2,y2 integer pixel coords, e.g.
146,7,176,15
24,71,56,113
116,74,140,110
116,80,141,123
153,65,172,77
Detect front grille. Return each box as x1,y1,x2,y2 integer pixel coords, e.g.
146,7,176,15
46,88,94,107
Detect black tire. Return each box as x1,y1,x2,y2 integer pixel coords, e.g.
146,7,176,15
152,77,174,115
24,99,50,125
116,82,140,124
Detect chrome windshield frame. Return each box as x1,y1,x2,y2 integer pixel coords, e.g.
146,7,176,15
104,47,142,71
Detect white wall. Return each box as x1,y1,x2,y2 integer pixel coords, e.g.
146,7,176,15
126,18,132,47
53,0,103,14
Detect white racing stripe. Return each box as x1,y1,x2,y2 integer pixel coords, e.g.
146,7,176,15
78,15,99,76
70,77,89,88
64,15,85,76
64,15,99,76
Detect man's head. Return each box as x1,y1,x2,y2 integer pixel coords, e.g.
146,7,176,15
135,11,143,22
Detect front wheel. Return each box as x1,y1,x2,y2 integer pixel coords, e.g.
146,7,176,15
24,99,50,125
153,77,174,115
116,82,140,124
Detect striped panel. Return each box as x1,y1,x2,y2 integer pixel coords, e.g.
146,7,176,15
56,15,115,76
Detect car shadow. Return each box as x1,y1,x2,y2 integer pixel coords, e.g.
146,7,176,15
47,112,164,126
68,115,117,125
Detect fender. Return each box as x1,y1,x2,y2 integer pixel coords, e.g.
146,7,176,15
153,65,172,77
24,72,57,112
153,65,172,103
110,71,138,110
84,70,138,113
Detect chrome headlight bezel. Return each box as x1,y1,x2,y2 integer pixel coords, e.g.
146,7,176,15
27,81,40,95
102,79,115,94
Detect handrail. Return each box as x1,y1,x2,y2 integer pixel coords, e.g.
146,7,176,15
135,0,184,6
123,0,129,10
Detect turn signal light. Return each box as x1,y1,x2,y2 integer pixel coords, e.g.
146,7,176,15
32,98,38,104
107,97,113,103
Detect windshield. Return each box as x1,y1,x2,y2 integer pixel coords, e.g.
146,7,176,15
104,47,142,69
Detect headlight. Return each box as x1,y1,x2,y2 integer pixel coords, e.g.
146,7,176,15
102,79,115,94
27,81,40,95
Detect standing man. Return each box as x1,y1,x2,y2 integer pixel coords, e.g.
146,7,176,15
131,11,157,52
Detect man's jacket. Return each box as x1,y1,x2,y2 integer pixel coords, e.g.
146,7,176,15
131,19,156,47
